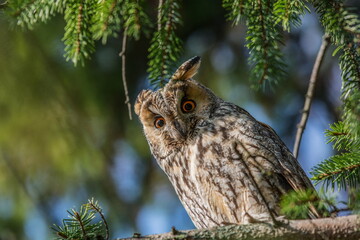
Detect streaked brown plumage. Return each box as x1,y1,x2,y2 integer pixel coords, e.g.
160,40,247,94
135,56,317,228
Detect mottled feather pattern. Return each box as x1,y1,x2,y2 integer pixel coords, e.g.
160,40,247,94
135,56,317,228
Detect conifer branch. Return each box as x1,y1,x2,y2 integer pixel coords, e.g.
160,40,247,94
124,0,151,40
8,0,66,29
73,211,87,239
148,0,182,87
222,0,246,25
92,0,122,44
52,200,107,240
273,0,309,32
63,0,96,66
315,163,360,181
246,0,286,89
293,35,330,158
324,121,359,151
119,27,132,120
311,152,360,189
280,189,333,219
86,198,109,240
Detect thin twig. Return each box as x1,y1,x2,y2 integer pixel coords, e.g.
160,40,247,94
293,35,330,158
88,200,109,240
119,27,132,120
330,207,351,215
74,211,87,240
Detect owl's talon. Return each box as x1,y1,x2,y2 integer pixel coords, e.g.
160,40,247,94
220,221,237,226
274,216,289,226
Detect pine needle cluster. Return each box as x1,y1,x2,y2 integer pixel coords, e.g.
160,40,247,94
311,122,360,190
147,0,182,87
280,189,334,219
52,198,109,240
305,1,360,195
5,0,151,66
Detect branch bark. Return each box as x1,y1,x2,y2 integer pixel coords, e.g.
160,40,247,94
116,215,359,240
293,34,330,158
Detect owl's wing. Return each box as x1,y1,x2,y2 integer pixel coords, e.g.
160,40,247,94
230,109,314,193
226,108,321,218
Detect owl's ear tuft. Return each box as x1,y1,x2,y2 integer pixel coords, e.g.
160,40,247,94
134,90,152,116
171,56,201,81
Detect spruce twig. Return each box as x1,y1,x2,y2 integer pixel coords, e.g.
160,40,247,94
87,198,109,240
53,199,107,240
73,210,87,239
147,0,182,87
119,27,132,120
293,34,330,158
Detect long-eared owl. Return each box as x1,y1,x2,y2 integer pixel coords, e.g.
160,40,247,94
135,56,317,228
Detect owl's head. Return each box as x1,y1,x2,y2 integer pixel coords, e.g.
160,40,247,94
135,57,219,155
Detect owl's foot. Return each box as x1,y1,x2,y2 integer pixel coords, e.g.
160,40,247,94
244,213,289,226
273,215,290,226
220,221,238,226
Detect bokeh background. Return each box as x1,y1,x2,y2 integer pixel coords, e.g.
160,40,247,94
1,1,358,239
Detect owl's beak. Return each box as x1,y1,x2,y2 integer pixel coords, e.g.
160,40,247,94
173,120,187,139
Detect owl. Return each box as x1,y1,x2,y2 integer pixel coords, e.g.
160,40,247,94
135,56,318,229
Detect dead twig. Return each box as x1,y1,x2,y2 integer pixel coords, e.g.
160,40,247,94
293,35,330,158
119,27,132,120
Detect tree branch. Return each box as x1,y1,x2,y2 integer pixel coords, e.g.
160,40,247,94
119,27,132,120
293,34,330,158
116,215,360,240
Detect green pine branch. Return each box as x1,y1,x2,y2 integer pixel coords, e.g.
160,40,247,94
123,0,151,40
52,198,108,240
314,1,360,140
325,121,356,151
222,0,247,26
7,0,66,29
339,46,360,139
63,0,96,66
92,0,123,44
147,0,183,88
273,0,309,32
52,199,108,240
246,0,286,89
280,189,333,219
314,0,360,45
222,0,287,89
309,0,360,191
311,152,360,190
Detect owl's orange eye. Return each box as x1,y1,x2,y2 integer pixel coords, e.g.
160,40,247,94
181,100,196,113
154,117,166,128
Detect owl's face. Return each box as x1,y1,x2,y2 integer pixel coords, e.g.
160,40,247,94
135,57,219,158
